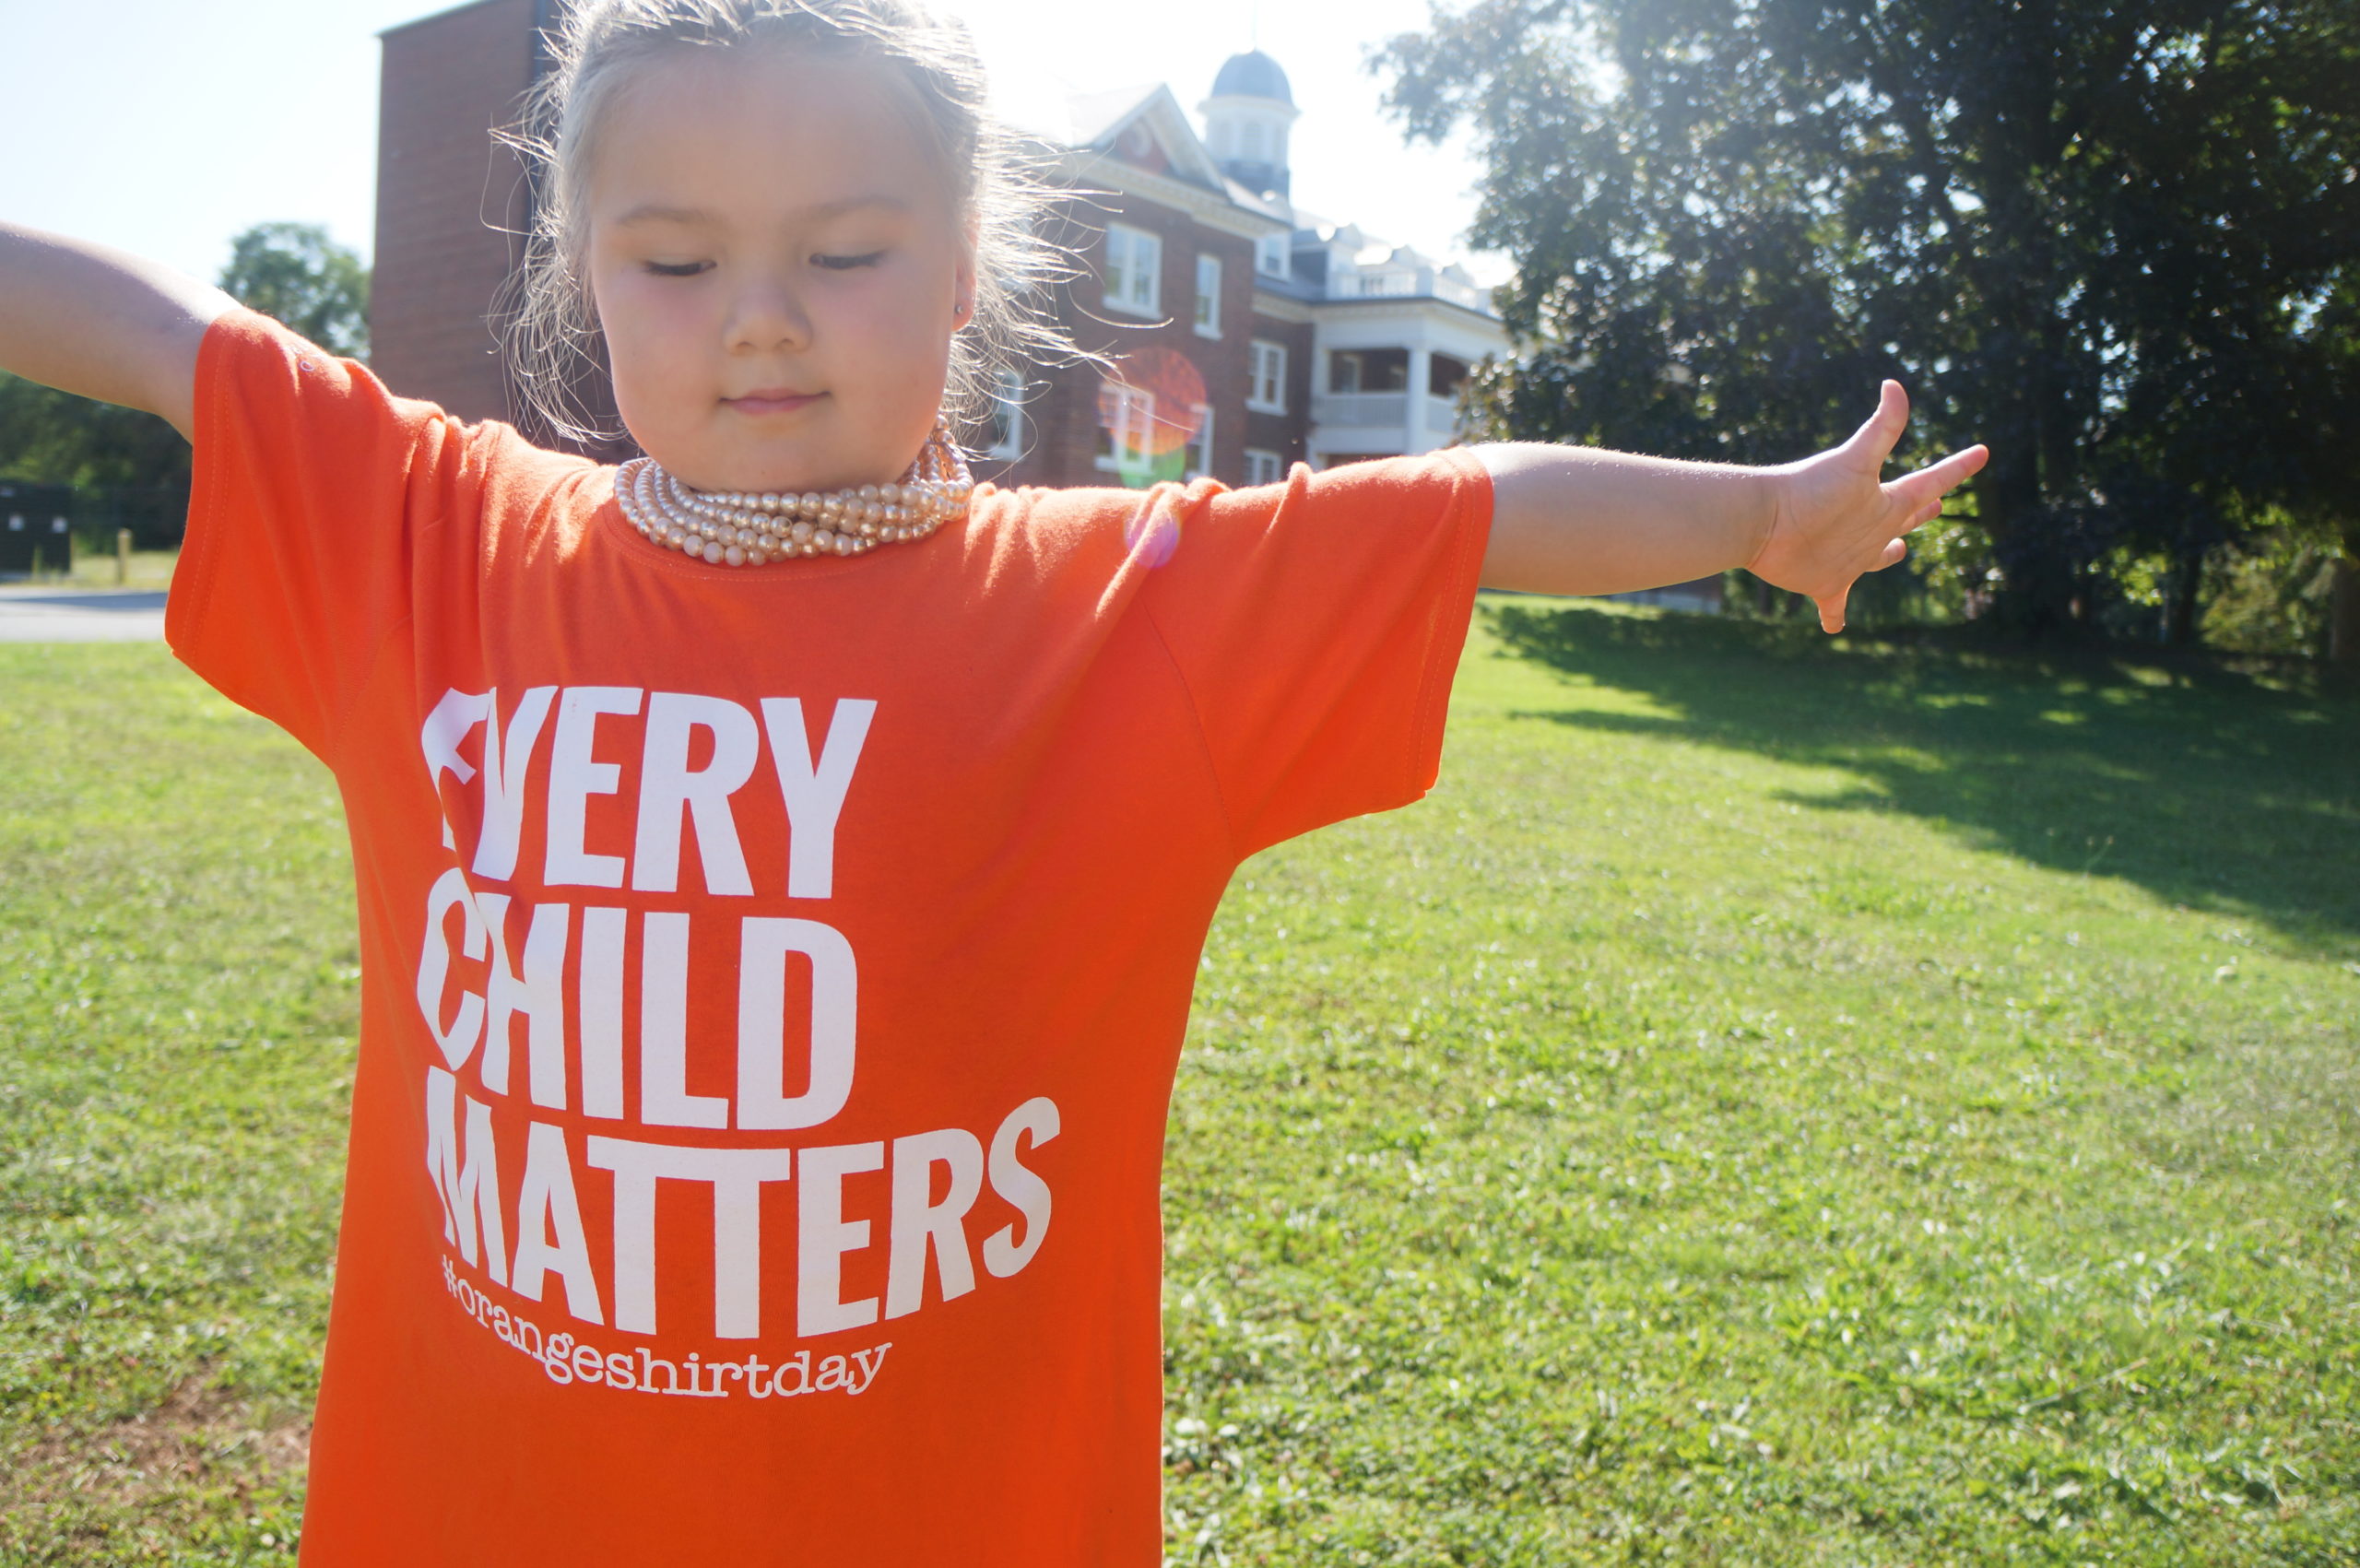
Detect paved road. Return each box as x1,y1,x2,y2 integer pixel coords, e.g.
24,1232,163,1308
0,587,169,643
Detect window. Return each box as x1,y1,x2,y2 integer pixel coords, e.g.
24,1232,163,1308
986,367,1025,460
1102,222,1161,317
1094,382,1158,479
1255,232,1290,278
1184,404,1213,480
1429,353,1471,398
1247,339,1287,412
1329,347,1410,394
1244,448,1284,487
1243,122,1267,160
1193,254,1222,338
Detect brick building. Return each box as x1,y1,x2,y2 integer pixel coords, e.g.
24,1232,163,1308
987,65,1512,492
371,0,550,428
371,1,1512,488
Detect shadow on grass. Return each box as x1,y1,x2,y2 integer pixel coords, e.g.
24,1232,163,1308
1484,599,2360,952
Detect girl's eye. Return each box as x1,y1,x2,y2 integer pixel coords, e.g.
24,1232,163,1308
814,251,887,271
644,261,712,278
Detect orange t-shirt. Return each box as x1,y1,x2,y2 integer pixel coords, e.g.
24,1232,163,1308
167,306,1492,1566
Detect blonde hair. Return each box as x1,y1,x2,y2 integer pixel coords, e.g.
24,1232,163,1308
498,0,1082,450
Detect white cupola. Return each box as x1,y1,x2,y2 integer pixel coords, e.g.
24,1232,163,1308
1199,50,1299,198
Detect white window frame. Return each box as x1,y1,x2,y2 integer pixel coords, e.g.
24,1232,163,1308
1255,232,1290,278
1193,253,1222,338
1093,383,1158,477
1102,222,1162,319
1247,339,1288,413
1184,403,1213,480
1243,447,1284,487
985,367,1025,461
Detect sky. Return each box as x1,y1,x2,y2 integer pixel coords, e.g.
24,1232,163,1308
0,0,1507,289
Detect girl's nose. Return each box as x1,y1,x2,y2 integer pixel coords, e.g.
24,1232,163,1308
723,272,814,355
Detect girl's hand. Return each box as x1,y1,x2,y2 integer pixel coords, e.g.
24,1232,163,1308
1750,383,1989,633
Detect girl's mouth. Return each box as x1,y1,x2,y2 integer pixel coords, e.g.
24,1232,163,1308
726,390,826,417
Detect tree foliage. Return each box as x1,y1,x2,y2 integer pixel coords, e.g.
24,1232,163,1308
0,371,193,492
0,221,369,495
217,222,371,361
1376,0,2360,636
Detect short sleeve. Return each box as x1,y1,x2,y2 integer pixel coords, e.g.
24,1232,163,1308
1139,447,1493,859
166,307,473,761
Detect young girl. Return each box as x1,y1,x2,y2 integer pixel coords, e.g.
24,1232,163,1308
0,1,1985,1561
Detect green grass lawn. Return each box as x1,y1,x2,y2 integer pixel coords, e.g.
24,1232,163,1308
2,548,181,592
60,551,180,593
3,601,2354,1564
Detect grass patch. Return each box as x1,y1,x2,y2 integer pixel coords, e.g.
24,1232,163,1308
3,549,182,592
3,604,2355,1563
1166,600,2357,1564
0,643,344,1565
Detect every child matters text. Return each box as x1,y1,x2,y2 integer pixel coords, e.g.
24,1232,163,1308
412,686,1058,1387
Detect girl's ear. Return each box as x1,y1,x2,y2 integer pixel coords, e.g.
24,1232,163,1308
950,219,980,332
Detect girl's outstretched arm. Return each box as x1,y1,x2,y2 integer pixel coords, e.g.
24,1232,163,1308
1474,383,1989,632
0,221,236,441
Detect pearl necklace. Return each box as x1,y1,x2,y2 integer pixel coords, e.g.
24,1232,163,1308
614,430,975,567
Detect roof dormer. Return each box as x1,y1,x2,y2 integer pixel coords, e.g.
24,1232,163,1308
1068,84,1233,195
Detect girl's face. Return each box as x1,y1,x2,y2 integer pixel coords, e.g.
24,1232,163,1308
584,44,976,493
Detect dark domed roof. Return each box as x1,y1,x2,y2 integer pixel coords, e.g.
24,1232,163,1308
1211,50,1292,106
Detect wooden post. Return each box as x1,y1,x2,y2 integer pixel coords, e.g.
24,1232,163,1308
116,528,132,585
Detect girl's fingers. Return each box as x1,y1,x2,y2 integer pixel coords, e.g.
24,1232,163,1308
1845,381,1910,466
1812,538,1906,637
1894,444,1988,509
1819,537,1906,637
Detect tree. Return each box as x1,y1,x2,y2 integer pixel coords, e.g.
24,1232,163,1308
0,370,192,491
218,221,371,360
2283,267,2360,665
1375,0,2360,636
